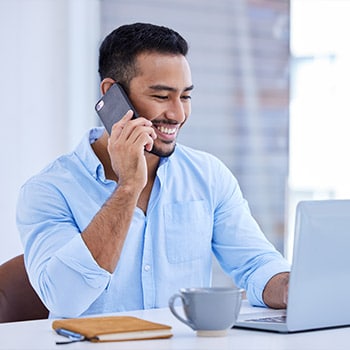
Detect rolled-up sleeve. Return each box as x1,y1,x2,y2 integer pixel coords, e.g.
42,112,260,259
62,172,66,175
44,235,111,317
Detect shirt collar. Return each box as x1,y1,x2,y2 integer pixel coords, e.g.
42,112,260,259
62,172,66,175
74,127,105,180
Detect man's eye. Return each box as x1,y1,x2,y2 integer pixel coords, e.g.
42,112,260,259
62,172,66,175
181,95,192,100
153,95,168,100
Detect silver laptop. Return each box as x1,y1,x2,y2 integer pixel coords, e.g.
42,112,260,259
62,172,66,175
235,199,350,333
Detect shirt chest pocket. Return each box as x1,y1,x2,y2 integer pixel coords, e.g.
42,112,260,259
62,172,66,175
164,200,213,263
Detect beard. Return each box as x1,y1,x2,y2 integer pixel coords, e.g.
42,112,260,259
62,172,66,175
148,139,176,158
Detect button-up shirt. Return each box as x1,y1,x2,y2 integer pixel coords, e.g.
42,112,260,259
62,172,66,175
17,128,290,318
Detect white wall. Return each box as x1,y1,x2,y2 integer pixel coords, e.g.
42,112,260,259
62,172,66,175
0,0,100,263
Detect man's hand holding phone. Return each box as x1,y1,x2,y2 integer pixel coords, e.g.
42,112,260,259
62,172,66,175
108,110,157,193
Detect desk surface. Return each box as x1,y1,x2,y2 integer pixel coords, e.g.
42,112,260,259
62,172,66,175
1,301,350,350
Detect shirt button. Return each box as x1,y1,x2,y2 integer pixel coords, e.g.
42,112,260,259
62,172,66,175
144,264,151,272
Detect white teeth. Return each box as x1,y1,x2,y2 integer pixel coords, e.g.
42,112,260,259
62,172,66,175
157,126,176,135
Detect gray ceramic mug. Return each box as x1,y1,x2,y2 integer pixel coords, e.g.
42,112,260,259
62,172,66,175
168,287,244,336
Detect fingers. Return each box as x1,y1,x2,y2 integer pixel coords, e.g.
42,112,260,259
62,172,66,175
109,110,157,152
125,122,156,151
109,110,134,139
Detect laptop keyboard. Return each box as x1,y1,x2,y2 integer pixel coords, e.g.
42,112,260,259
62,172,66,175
245,315,287,324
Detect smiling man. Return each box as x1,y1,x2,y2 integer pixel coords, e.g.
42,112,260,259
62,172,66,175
17,23,290,319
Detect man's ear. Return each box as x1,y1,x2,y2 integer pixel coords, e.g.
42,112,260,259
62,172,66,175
100,78,115,95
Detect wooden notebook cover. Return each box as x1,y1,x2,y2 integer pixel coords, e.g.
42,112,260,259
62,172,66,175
52,315,172,342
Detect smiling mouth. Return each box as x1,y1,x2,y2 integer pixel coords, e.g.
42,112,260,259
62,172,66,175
156,125,177,135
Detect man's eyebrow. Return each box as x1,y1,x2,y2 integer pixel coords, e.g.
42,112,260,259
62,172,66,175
184,85,194,92
149,84,194,92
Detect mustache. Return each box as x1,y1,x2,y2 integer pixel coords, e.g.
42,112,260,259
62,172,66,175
151,120,180,126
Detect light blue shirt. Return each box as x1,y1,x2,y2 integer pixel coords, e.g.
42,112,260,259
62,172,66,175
17,128,290,318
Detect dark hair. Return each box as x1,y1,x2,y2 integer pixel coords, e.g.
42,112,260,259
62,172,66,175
98,23,188,89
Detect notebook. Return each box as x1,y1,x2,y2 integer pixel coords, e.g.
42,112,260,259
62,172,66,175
52,316,172,343
235,199,350,333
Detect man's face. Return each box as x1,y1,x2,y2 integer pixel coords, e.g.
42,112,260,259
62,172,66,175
128,52,193,157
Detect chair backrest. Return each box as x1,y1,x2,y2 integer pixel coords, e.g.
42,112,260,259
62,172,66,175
0,254,49,323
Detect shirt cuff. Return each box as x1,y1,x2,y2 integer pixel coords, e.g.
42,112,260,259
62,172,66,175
54,234,111,289
246,259,291,307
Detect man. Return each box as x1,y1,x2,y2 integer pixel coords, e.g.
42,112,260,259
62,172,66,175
17,23,290,319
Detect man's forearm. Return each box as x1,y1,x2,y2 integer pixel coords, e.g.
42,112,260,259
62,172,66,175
81,184,139,273
262,272,290,309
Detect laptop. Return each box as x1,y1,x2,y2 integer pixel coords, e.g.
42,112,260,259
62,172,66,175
235,199,350,333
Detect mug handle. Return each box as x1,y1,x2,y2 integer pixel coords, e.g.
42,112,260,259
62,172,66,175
168,293,195,329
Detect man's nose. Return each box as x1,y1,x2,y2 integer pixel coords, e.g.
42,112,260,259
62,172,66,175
165,99,186,123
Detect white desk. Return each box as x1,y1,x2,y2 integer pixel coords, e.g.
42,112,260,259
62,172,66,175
1,301,350,350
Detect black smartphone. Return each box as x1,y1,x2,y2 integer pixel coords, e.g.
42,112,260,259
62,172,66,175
95,83,139,134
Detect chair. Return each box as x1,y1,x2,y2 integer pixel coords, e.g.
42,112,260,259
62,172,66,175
0,254,49,323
